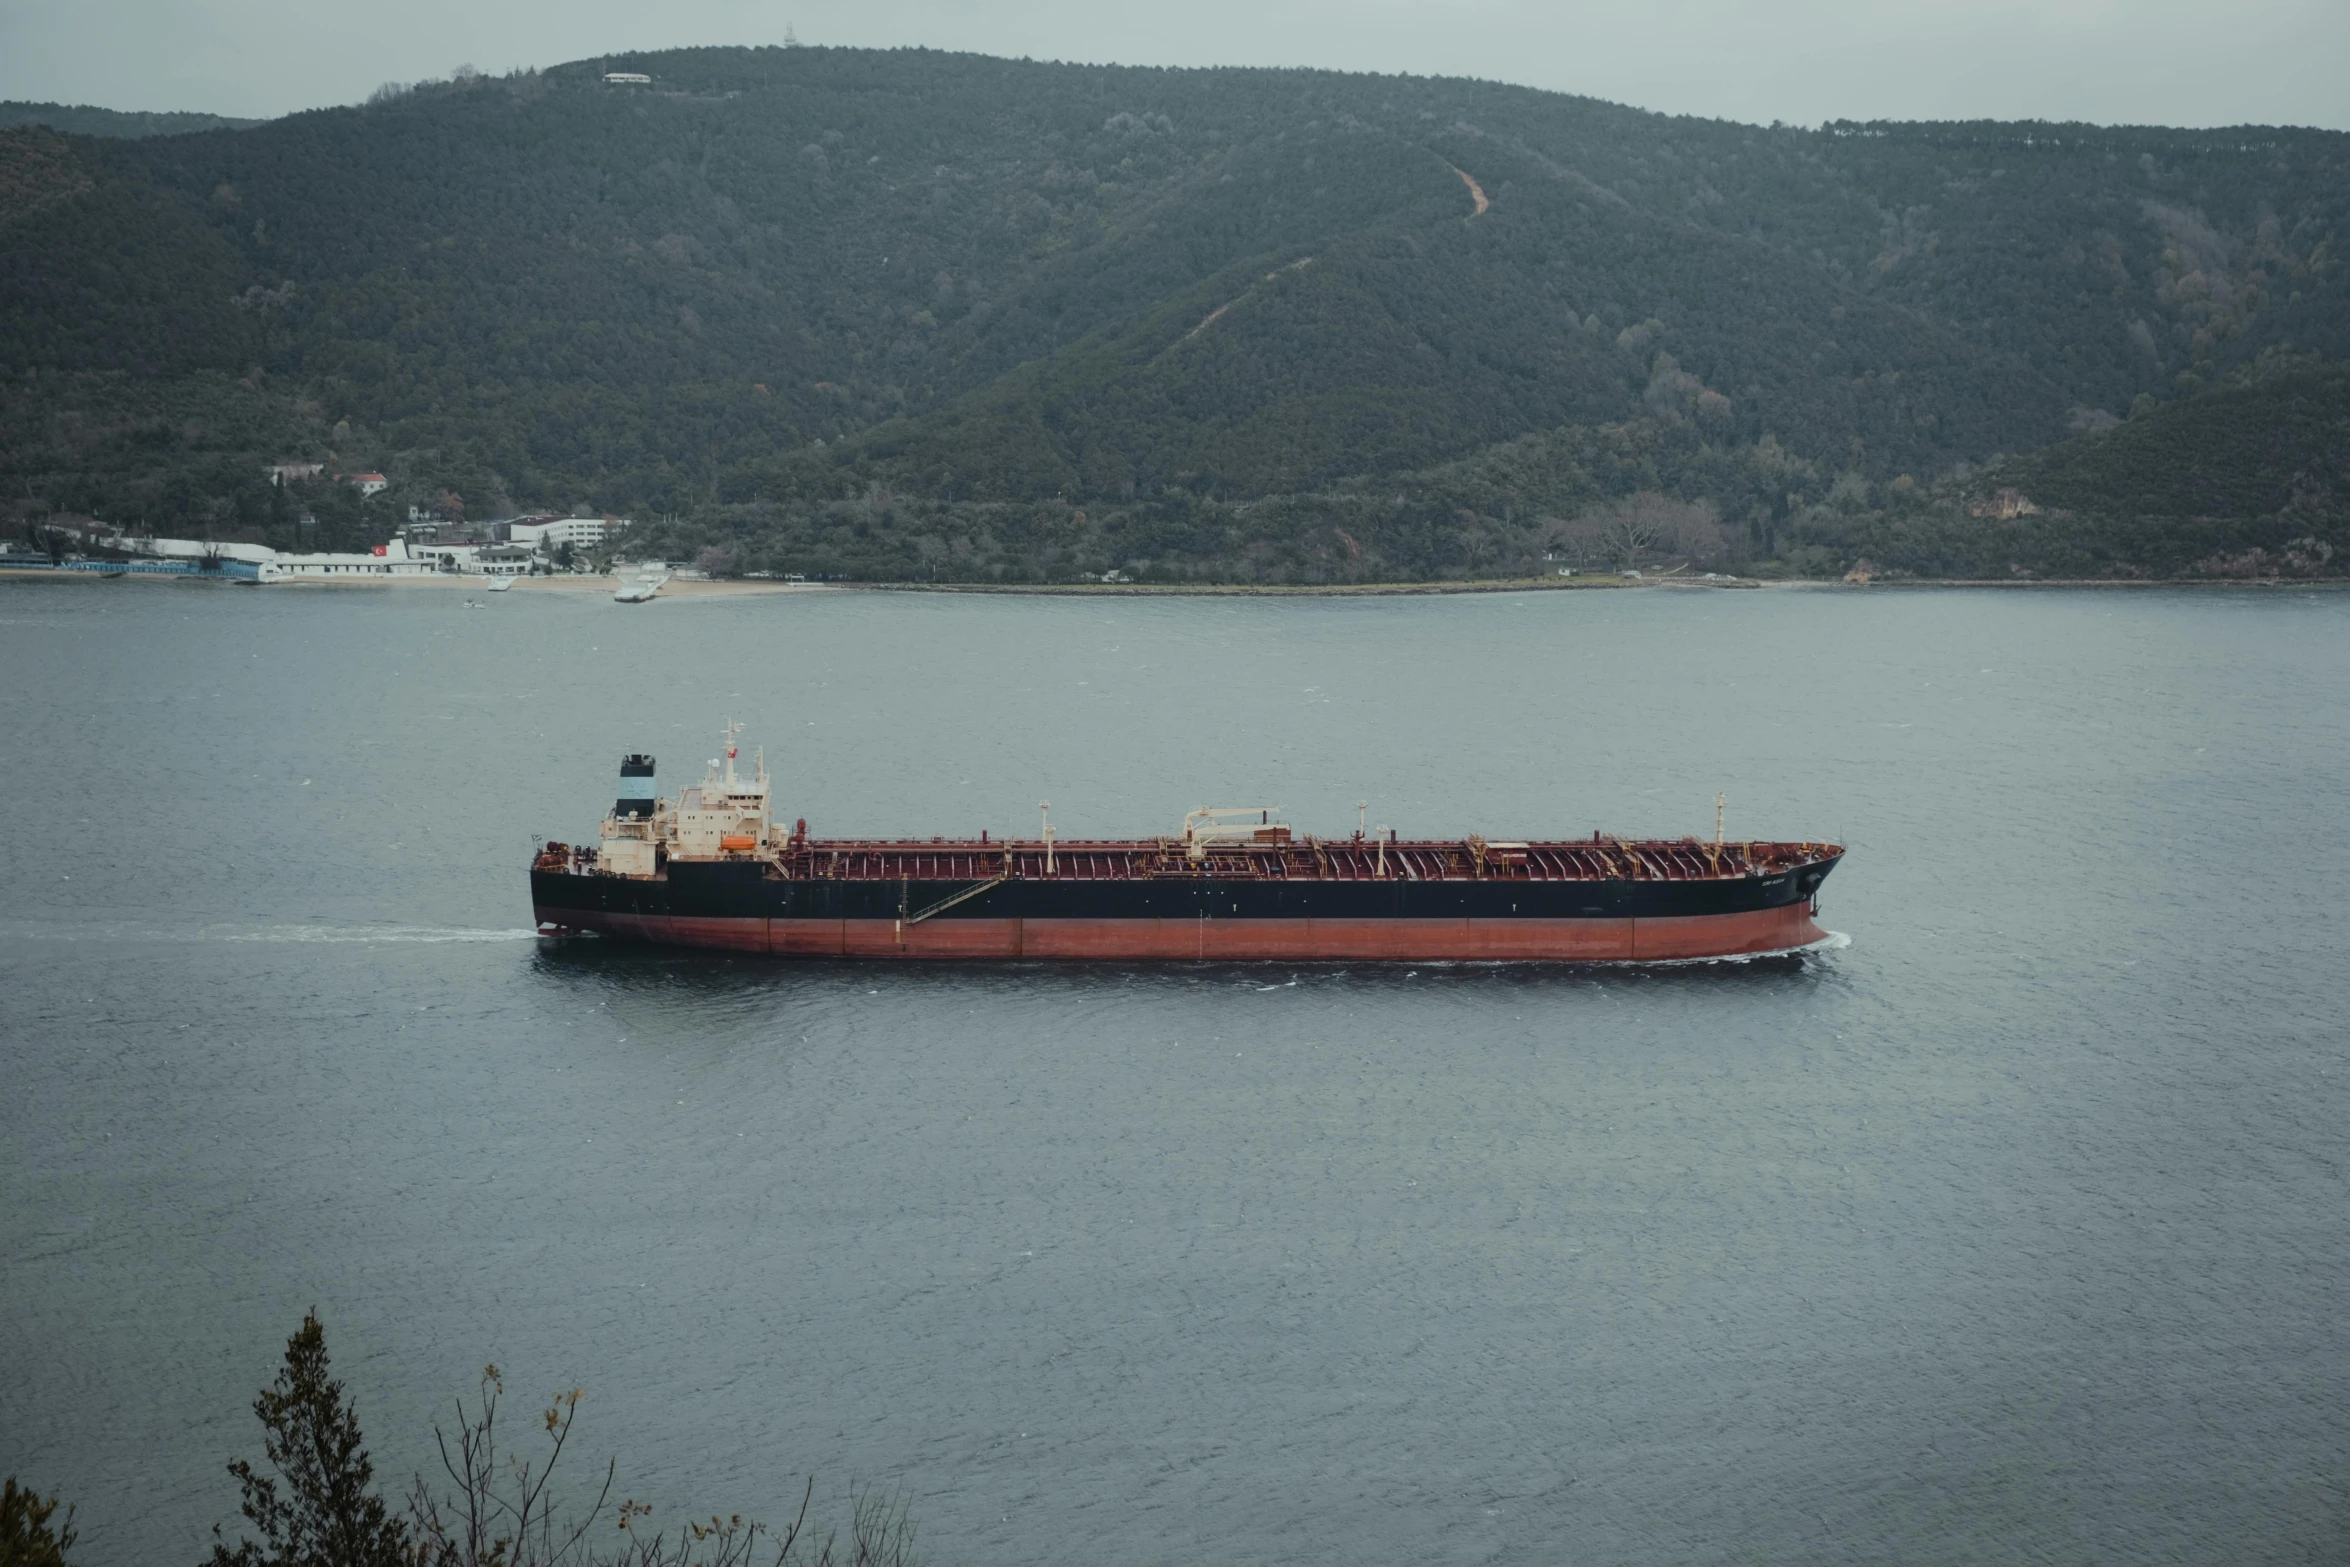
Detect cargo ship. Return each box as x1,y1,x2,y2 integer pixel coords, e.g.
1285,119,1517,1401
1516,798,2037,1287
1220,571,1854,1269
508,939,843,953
530,723,1844,962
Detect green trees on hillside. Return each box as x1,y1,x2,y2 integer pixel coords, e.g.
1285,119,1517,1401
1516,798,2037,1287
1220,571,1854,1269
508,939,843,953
1,49,2344,576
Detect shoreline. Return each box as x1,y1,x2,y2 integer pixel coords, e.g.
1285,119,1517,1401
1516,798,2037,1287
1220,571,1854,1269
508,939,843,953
5,567,2344,597
0,569,832,598
852,576,2350,596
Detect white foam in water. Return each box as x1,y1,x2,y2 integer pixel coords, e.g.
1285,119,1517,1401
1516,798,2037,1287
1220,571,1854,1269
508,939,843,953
1637,928,1853,967
0,921,540,945
1277,930,1854,971
219,924,543,944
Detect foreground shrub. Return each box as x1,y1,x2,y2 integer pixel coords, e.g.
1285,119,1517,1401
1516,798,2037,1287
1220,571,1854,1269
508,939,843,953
1,1478,78,1567
205,1314,913,1567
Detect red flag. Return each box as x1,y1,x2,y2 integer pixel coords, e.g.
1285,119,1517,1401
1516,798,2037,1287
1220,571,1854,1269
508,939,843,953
371,545,387,556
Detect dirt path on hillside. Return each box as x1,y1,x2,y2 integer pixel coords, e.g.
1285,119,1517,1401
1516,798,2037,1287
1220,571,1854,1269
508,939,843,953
1448,163,1489,216
1184,299,1237,341
1184,256,1317,340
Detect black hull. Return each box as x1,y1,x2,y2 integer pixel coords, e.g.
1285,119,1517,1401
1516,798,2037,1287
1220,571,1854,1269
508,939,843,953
529,854,1841,962
534,857,1836,924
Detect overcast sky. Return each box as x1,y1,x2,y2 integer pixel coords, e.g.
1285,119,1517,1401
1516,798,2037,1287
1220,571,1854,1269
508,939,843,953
3,0,2344,130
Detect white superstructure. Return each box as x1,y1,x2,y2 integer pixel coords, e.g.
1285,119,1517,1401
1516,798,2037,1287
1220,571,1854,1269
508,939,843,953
672,722,775,857
595,720,774,877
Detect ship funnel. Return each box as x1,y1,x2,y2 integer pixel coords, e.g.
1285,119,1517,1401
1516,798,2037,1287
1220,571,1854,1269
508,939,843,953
614,753,658,819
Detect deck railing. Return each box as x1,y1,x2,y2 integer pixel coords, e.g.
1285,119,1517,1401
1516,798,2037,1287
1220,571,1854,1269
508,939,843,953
737,837,1836,884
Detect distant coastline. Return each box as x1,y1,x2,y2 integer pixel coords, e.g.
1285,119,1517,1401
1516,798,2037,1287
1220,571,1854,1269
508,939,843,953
8,567,2344,597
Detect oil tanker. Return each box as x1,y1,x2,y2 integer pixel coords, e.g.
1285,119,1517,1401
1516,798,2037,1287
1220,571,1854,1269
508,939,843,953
530,723,1844,962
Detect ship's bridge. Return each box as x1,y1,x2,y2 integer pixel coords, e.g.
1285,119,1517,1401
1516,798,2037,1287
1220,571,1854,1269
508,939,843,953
671,720,773,859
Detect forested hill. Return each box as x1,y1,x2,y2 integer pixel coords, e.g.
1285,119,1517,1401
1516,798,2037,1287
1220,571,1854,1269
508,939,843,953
3,48,2346,581
0,102,265,138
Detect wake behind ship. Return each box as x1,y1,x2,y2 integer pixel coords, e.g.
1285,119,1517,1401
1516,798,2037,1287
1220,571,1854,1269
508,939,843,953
531,723,1844,962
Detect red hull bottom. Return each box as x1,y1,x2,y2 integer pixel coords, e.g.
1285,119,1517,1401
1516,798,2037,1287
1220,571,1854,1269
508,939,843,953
534,904,1830,962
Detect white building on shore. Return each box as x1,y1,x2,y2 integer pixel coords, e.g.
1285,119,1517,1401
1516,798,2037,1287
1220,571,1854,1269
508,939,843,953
497,515,617,551
106,534,278,567
404,541,537,576
24,521,610,582
266,538,443,578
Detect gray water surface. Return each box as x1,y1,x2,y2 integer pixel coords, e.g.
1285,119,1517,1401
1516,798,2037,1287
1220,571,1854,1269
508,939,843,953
3,581,2345,1564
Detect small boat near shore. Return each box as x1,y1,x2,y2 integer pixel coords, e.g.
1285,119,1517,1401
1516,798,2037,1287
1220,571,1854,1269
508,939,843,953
614,570,671,604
